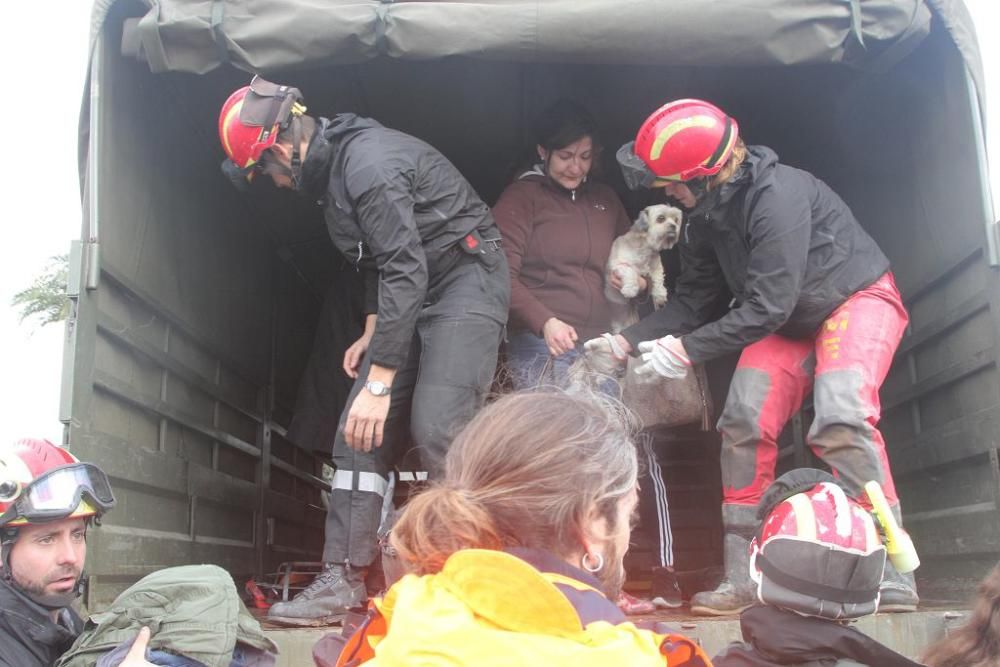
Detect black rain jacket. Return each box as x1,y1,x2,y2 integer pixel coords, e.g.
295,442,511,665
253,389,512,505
300,114,497,370
713,605,924,667
622,146,890,363
0,577,82,667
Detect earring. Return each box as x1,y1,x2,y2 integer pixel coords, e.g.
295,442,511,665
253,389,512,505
581,551,604,573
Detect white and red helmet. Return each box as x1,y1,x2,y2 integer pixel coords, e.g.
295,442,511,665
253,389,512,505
218,76,307,189
0,439,115,529
749,470,886,619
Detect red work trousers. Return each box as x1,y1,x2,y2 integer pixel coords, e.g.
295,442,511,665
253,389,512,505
718,272,907,508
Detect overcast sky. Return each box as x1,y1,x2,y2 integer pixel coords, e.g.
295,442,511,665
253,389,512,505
0,2,997,447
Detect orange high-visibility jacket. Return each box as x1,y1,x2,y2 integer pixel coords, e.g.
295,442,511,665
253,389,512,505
337,548,712,666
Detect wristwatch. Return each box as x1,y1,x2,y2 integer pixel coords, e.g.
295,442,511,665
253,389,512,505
364,380,391,397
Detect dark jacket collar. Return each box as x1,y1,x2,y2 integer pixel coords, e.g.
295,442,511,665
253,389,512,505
0,576,81,667
506,546,604,590
725,605,924,667
300,113,385,203
690,144,777,219
505,547,626,627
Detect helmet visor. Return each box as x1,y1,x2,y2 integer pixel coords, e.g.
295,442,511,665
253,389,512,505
616,141,658,191
2,463,115,525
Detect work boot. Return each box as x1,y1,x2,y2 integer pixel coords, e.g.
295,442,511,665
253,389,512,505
268,563,366,623
878,506,919,612
649,567,683,609
690,504,757,616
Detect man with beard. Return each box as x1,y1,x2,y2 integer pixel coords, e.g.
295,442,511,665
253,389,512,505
0,438,116,667
218,77,509,622
583,99,916,616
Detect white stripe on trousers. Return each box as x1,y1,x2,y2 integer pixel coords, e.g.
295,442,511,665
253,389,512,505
640,433,674,569
331,469,390,496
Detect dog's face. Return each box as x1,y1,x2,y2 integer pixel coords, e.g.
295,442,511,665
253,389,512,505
636,204,683,250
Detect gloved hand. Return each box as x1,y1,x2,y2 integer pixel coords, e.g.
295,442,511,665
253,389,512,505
581,333,630,376
635,335,691,380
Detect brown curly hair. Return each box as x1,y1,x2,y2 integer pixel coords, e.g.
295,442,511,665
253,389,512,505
923,565,1000,667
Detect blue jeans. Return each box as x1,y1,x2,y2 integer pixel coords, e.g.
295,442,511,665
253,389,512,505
506,331,621,397
506,331,582,390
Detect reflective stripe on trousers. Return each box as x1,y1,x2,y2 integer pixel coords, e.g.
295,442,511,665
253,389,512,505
331,470,391,496
718,272,907,507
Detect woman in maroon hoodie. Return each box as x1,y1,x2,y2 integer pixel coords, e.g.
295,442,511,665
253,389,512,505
496,100,639,388
494,100,682,613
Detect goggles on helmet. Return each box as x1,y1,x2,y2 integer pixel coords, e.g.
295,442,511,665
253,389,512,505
0,462,115,526
617,141,660,191
221,158,275,193
221,150,297,193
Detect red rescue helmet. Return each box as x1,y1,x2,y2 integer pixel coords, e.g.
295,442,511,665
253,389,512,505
749,472,886,619
218,76,307,186
617,99,739,190
219,85,273,170
0,439,115,528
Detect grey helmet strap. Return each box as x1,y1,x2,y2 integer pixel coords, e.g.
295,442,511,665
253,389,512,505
290,115,303,190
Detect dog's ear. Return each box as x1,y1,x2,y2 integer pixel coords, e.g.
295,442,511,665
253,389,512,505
635,210,650,232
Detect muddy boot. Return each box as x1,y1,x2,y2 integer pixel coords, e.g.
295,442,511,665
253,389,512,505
268,563,367,624
878,506,919,612
690,504,757,616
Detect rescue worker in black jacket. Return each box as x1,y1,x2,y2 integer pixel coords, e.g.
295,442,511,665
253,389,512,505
218,77,510,621
584,99,917,615
0,438,116,667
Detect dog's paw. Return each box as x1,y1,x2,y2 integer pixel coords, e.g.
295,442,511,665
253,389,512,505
620,284,639,299
651,288,668,309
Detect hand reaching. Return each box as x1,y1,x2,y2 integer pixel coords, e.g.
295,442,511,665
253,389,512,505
635,335,690,380
543,318,579,356
581,333,631,376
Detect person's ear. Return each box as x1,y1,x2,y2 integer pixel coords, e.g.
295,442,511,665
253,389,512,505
536,145,548,163
268,143,291,164
581,506,609,554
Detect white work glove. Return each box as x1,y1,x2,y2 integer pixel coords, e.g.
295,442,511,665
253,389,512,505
635,335,691,380
581,333,629,376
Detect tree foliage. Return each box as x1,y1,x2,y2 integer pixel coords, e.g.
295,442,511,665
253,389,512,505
12,255,70,327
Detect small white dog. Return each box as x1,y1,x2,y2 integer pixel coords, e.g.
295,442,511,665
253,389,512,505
604,204,683,332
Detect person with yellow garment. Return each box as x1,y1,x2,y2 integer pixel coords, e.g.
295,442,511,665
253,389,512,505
332,391,712,666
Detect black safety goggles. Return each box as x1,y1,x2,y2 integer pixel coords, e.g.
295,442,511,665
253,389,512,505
0,462,115,525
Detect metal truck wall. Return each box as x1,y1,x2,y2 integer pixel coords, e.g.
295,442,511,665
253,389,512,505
64,18,331,607
69,4,999,601
866,31,1000,597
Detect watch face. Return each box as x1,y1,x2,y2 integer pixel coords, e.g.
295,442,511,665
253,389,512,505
366,381,389,396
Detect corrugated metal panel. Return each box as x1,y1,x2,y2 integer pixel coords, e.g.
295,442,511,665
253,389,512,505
64,26,328,607
70,263,329,606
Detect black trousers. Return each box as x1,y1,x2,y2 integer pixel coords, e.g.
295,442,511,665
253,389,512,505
323,252,509,565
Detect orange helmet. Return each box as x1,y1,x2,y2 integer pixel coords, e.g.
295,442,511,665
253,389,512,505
218,76,307,187
0,439,114,528
617,99,739,190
